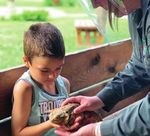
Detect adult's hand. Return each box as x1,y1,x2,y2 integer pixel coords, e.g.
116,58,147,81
55,123,99,136
62,96,104,114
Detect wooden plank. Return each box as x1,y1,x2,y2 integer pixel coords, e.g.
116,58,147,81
62,39,132,92
1,77,148,131
1,38,150,134
0,39,132,120
0,66,28,119
0,119,11,136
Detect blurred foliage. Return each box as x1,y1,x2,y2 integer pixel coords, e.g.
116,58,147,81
44,0,77,7
0,0,80,7
11,10,49,21
0,18,130,70
0,0,130,70
0,0,44,7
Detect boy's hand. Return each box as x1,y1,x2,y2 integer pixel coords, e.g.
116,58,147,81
49,121,61,128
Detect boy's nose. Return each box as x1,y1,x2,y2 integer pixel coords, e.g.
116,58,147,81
48,72,56,80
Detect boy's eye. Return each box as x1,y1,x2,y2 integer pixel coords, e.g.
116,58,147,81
39,67,62,74
40,69,49,73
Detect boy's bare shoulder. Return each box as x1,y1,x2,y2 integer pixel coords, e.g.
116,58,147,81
13,79,33,95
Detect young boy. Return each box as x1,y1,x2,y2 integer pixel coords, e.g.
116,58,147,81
11,22,70,136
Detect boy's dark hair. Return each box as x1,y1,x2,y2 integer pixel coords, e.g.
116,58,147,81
24,22,65,62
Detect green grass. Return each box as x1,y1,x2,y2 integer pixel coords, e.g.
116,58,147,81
105,18,130,42
0,21,31,69
0,0,83,12
0,0,83,13
0,19,87,70
0,17,129,70
0,0,45,7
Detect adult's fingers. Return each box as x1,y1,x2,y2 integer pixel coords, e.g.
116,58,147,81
66,122,80,131
61,97,79,106
55,128,72,136
73,104,87,114
74,115,83,122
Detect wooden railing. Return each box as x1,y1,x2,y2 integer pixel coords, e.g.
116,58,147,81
1,39,149,136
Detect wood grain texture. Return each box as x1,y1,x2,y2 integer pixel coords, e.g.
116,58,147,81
1,39,140,134
0,39,132,120
62,39,132,92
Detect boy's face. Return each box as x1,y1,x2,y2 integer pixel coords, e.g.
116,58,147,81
24,56,64,86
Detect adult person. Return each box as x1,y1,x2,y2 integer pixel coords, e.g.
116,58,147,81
55,0,150,136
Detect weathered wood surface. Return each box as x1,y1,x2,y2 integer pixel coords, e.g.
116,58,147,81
1,38,149,135
62,39,132,92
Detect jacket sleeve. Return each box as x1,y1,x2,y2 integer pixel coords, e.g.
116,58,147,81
100,93,150,136
96,55,150,111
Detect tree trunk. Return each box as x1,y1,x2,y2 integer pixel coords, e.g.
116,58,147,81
7,0,15,17
53,0,60,5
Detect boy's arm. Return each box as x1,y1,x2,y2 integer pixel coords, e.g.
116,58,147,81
11,80,56,136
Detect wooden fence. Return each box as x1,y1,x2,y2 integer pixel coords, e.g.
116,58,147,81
1,39,149,135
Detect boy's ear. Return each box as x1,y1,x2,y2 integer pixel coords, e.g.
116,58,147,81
23,56,30,67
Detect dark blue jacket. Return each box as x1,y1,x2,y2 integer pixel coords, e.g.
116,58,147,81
97,0,150,135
